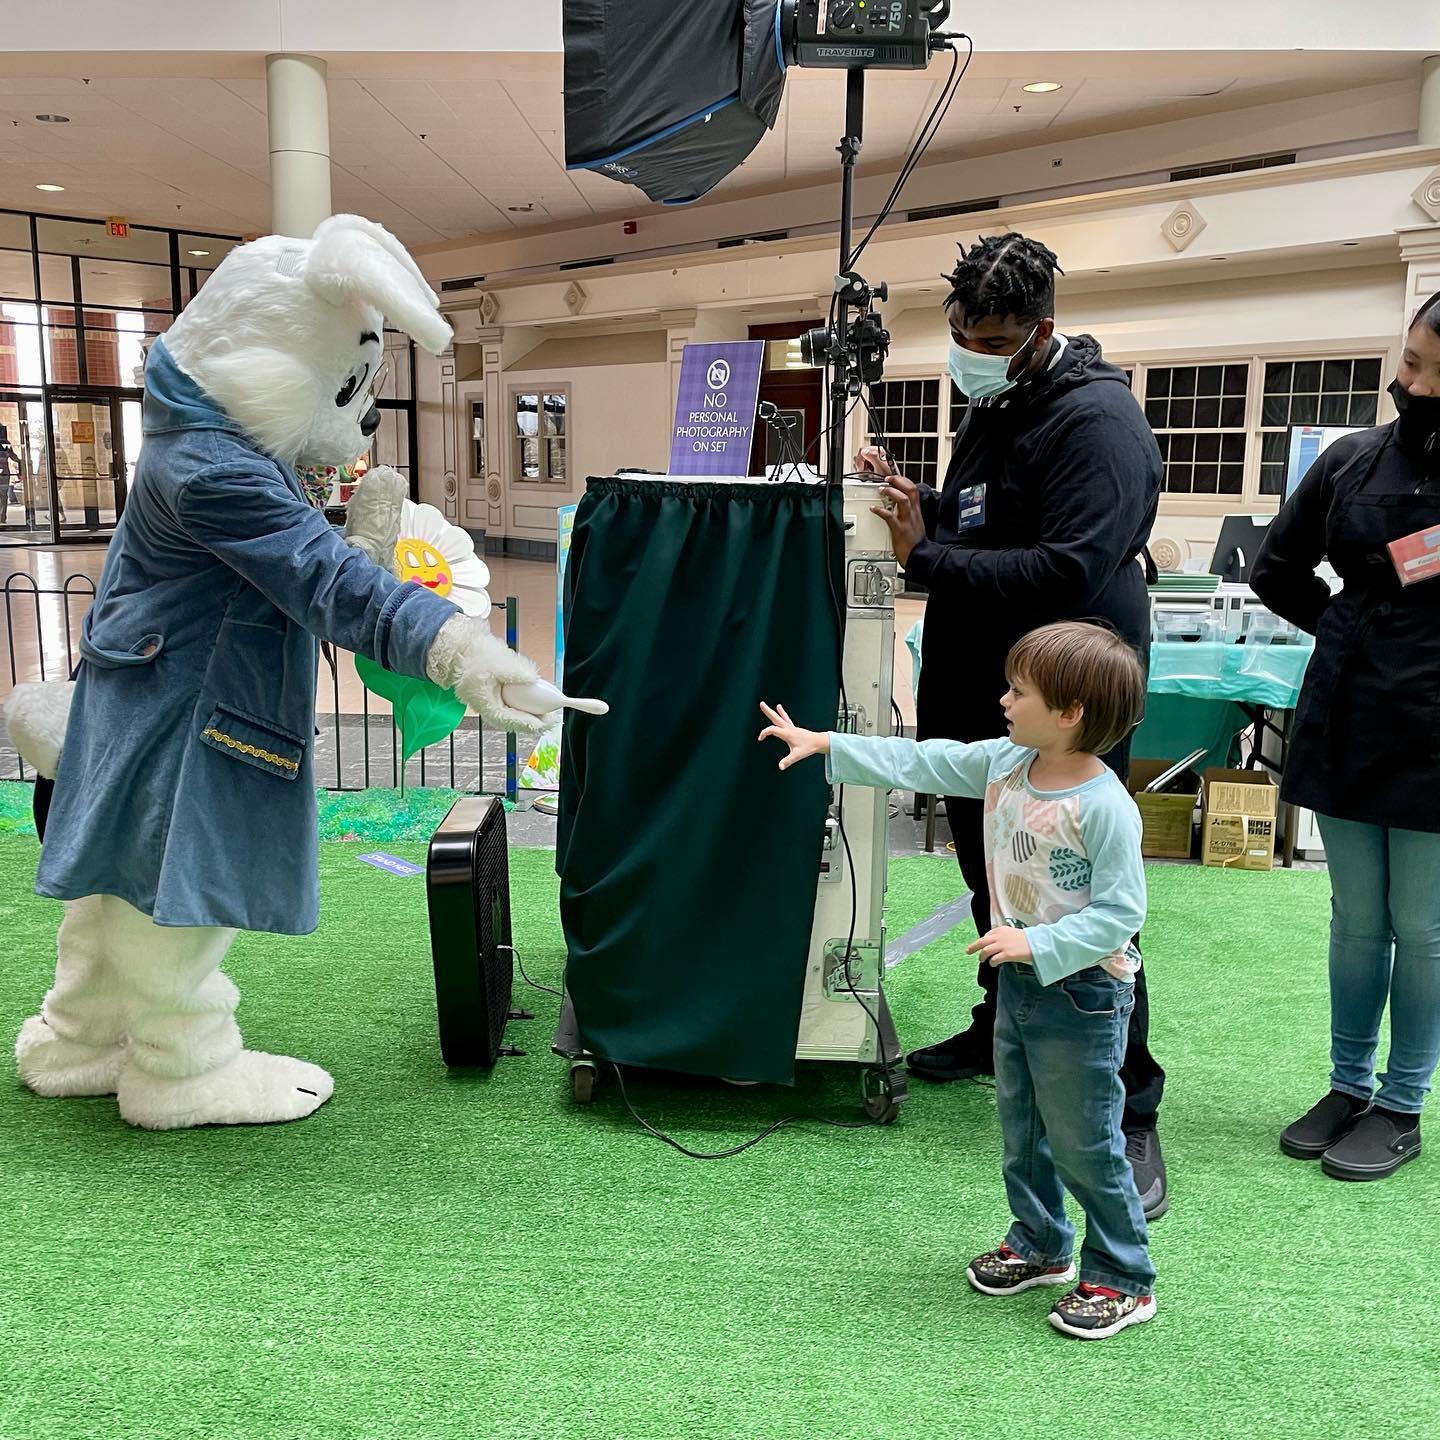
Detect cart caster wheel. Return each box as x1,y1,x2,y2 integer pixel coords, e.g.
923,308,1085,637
861,1066,902,1125
863,1094,900,1125
571,1064,598,1104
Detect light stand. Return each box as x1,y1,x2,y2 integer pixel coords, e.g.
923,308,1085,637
801,68,892,486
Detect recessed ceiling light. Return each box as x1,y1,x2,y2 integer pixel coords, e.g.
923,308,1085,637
1341,241,1360,247
35,183,65,192
35,113,70,123
1022,82,1063,94
1211,255,1229,261
187,249,210,257
506,203,535,213
1096,268,1111,274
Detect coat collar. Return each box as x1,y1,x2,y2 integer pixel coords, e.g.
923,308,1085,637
141,337,248,439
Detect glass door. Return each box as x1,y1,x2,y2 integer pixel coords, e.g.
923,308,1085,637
48,392,126,539
117,395,144,500
0,394,52,546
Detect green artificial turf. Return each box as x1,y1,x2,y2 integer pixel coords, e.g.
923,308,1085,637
1,825,1436,1440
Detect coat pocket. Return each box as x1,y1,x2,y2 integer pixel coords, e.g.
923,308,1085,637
79,626,165,669
199,704,305,781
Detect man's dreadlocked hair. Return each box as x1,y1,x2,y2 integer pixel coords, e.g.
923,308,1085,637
943,233,1064,326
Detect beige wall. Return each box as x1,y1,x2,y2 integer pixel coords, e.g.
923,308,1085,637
418,130,1440,556
491,357,671,544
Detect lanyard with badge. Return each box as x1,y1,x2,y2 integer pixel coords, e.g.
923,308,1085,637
955,483,986,530
1388,523,1440,586
1346,429,1440,587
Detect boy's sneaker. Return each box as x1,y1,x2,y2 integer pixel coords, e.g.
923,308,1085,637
966,1244,1076,1296
1048,1284,1157,1340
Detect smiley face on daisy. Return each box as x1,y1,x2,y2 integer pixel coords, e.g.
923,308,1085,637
391,499,492,619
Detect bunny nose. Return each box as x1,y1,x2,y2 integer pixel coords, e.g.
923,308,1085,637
360,405,381,438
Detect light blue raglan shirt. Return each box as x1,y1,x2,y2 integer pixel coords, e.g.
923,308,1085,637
827,734,1146,986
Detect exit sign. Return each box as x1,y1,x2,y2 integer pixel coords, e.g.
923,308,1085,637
105,217,129,238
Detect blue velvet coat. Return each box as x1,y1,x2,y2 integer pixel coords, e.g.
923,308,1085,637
35,338,458,933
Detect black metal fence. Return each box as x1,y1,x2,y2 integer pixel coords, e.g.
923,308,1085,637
1,574,521,798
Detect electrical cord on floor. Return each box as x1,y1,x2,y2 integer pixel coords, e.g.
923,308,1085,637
507,945,562,999
609,1064,878,1161
508,927,888,1159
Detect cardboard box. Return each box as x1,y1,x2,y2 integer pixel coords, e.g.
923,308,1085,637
1202,767,1278,870
1128,759,1200,860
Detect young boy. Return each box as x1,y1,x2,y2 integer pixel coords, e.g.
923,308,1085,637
759,620,1155,1340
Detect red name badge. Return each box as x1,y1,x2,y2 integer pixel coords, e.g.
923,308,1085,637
1388,524,1440,586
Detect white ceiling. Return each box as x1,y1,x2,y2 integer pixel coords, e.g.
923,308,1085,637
0,51,1422,249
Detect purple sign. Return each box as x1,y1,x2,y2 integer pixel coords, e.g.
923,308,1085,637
357,852,424,877
668,340,765,476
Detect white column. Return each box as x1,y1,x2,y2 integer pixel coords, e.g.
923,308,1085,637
1421,56,1440,147
1398,226,1440,331
265,54,332,239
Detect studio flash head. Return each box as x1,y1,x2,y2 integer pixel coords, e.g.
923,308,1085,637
782,0,952,70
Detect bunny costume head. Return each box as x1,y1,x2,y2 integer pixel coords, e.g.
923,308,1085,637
162,214,452,468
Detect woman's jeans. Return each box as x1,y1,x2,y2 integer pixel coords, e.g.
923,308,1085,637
1316,814,1440,1115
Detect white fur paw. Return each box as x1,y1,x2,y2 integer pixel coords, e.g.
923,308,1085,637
116,1050,334,1131
342,466,408,571
15,1015,127,1097
3,681,75,779
425,614,542,731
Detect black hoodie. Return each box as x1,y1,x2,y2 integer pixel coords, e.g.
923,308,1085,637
905,333,1161,746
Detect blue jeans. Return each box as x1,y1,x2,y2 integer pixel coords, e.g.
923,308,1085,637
1316,815,1440,1116
995,964,1154,1296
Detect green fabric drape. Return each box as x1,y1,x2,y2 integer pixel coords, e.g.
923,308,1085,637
557,478,843,1084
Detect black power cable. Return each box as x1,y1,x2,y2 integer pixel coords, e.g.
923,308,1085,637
849,36,973,274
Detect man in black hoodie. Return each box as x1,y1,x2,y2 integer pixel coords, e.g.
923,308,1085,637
865,232,1170,1218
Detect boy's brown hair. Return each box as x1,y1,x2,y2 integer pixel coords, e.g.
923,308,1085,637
1006,622,1145,757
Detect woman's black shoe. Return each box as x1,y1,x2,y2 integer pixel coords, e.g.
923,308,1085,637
1279,1090,1370,1159
1321,1109,1422,1181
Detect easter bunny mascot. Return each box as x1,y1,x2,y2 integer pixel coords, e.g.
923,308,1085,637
3,214,602,1130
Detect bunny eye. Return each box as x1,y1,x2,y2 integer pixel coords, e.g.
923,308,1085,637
335,363,370,408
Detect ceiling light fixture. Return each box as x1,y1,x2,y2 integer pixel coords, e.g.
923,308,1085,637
35,113,70,123
35,183,65,192
1022,82,1063,94
187,249,210,257
507,203,535,213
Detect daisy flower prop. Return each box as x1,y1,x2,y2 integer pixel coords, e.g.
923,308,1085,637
354,501,495,768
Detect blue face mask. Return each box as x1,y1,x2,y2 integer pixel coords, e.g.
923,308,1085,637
948,326,1040,400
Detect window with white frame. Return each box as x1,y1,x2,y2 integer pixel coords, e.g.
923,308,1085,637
1256,358,1381,497
512,388,568,485
864,355,1384,508
865,377,942,486
865,377,968,487
1141,362,1250,499
1131,354,1385,507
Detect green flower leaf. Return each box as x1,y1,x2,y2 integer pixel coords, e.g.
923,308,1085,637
354,655,467,767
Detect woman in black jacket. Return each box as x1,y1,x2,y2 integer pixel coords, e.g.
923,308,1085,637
1250,291,1440,1182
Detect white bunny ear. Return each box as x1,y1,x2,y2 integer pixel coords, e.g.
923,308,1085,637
304,214,452,355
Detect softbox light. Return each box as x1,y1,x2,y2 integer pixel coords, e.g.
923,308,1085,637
562,0,785,205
